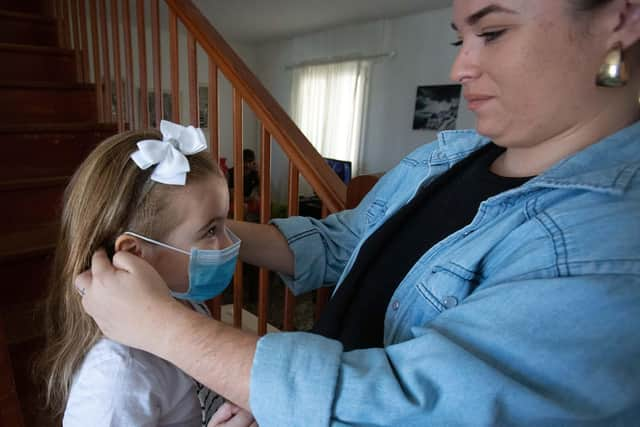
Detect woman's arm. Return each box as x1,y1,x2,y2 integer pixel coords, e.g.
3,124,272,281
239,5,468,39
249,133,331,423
226,220,294,276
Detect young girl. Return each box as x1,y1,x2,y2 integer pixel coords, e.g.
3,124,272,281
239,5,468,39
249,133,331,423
40,121,238,426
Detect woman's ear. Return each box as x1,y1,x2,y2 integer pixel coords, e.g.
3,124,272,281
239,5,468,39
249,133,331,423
607,0,640,50
114,234,144,257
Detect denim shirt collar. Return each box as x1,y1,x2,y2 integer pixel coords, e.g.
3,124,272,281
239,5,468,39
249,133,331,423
437,120,640,196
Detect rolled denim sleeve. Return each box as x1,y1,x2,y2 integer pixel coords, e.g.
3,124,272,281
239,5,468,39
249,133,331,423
250,274,640,426
270,209,366,296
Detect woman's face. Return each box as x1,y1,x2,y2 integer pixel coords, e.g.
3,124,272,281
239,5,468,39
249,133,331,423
450,0,617,148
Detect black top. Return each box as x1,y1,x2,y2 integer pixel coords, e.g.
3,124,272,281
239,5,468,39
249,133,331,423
312,143,531,351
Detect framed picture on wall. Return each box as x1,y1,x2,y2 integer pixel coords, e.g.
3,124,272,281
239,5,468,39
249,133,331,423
142,90,174,127
412,84,462,131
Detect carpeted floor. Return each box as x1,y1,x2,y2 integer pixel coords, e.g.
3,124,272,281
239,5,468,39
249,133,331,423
223,264,316,331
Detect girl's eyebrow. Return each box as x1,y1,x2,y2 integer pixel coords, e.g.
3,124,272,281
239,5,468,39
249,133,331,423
451,4,518,31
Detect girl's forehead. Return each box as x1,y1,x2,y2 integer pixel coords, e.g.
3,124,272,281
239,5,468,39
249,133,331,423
171,174,228,228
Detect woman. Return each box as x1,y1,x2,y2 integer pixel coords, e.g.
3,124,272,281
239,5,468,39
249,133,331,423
78,1,640,425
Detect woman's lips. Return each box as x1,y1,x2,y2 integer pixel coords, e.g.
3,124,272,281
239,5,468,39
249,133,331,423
465,94,494,111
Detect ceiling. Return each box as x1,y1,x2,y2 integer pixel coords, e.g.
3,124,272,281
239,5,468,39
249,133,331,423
193,0,453,43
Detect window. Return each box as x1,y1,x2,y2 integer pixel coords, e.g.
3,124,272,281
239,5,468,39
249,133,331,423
291,59,371,178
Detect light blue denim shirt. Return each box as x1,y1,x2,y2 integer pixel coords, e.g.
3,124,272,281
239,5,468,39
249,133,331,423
250,121,640,426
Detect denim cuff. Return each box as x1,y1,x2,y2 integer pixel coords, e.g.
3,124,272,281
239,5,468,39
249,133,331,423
250,332,343,427
271,217,327,295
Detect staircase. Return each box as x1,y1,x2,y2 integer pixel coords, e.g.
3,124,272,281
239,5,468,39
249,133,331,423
0,1,117,425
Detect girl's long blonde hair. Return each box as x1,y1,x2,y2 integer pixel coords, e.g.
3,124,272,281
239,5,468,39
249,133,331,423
38,128,220,416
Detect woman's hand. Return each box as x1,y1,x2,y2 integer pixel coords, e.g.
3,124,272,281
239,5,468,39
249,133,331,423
76,249,184,352
208,402,257,427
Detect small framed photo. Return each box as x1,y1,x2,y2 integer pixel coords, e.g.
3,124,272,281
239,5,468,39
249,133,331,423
412,84,462,131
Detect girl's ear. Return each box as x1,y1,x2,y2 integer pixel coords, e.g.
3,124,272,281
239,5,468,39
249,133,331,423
114,234,144,257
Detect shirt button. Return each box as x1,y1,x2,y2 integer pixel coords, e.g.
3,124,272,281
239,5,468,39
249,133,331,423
392,301,400,311
443,296,458,309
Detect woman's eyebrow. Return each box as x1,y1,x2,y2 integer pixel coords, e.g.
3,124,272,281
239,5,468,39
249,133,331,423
451,4,518,31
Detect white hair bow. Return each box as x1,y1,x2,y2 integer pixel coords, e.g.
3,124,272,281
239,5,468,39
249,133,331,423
130,120,208,185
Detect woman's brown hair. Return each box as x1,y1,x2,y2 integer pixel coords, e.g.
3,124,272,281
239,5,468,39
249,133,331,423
37,128,220,416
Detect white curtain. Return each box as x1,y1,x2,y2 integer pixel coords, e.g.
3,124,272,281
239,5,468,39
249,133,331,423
291,59,371,179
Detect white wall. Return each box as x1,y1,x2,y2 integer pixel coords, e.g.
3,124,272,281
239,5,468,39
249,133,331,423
253,6,476,202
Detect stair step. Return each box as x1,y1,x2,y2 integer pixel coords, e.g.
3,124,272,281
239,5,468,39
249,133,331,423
0,43,76,82
0,0,54,17
0,122,117,180
0,177,67,233
0,11,57,46
0,82,97,123
0,222,57,261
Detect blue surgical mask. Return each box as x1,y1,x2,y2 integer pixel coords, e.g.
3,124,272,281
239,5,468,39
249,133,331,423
124,228,241,302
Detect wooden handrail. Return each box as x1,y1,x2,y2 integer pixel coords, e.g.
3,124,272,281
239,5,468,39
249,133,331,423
163,0,346,213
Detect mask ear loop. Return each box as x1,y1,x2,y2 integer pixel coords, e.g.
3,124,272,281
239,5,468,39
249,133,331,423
123,231,191,256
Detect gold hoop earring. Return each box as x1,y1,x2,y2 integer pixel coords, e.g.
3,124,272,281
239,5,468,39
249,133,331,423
596,43,629,87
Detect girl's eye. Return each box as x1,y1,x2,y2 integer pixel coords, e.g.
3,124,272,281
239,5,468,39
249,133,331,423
477,29,507,43
451,39,463,47
206,226,217,237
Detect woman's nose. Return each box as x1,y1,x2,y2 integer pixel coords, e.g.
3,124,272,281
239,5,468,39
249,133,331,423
449,43,480,84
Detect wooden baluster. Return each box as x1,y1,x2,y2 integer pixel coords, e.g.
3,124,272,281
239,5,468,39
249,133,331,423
55,0,64,49
283,163,299,331
314,205,331,321
206,61,221,320
78,0,89,83
136,0,148,127
111,0,124,131
169,9,180,122
63,0,72,49
89,0,104,121
187,33,198,126
258,125,272,336
98,0,112,122
151,0,162,126
232,88,244,328
208,60,219,161
122,0,135,129
71,0,82,80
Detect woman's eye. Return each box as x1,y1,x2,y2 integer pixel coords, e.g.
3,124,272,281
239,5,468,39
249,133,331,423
477,29,507,43
206,226,217,237
451,39,463,47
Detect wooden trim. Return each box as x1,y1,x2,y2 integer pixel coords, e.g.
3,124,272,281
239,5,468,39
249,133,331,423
163,0,346,212
168,9,180,122
136,0,148,127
